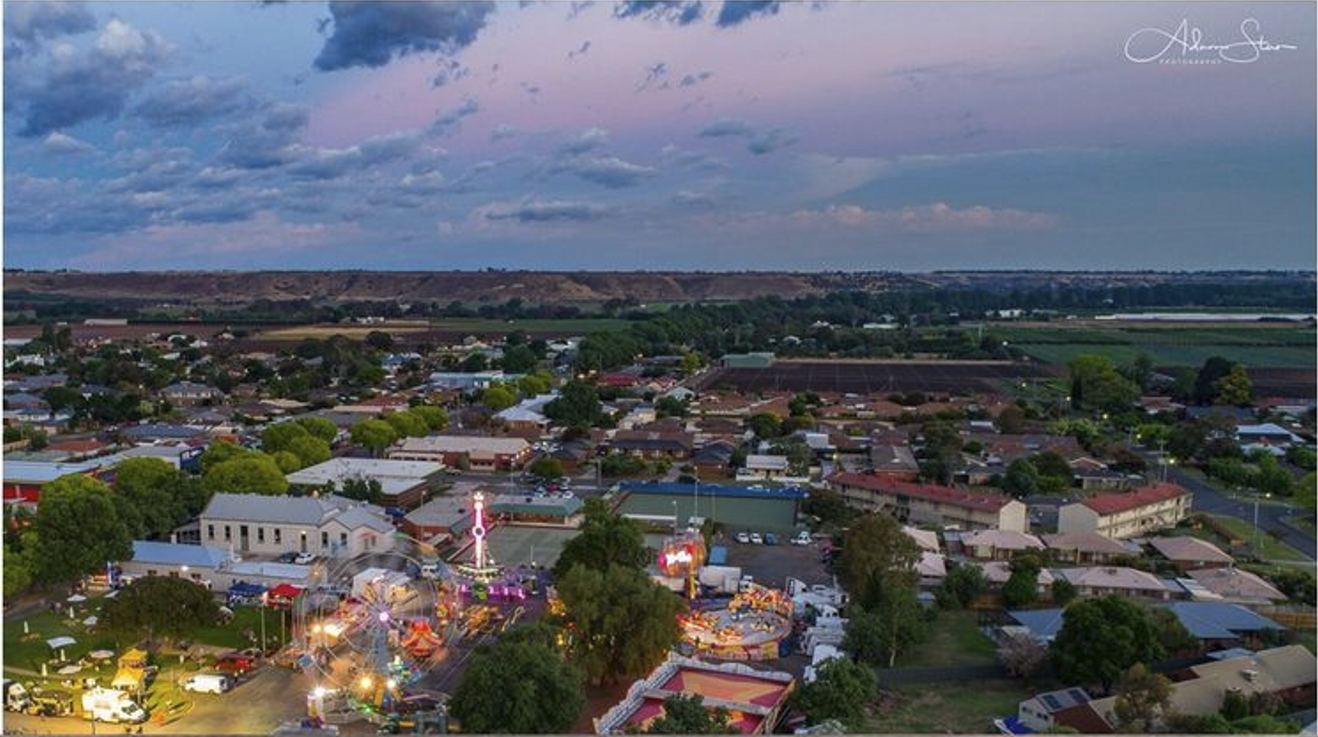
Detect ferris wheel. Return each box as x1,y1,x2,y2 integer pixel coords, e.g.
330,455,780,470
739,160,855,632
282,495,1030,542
293,534,462,720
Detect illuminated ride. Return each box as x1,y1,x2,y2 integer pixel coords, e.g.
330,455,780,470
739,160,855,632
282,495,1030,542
677,582,794,661
658,532,707,599
293,533,460,725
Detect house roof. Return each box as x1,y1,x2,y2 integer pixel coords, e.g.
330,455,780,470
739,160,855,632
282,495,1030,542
916,551,946,578
1056,566,1172,592
745,454,790,471
903,526,941,552
1006,608,1067,641
1187,567,1287,602
1026,687,1092,715
129,540,231,569
1079,483,1189,516
1148,536,1234,565
828,472,1017,513
978,561,1055,586
1041,532,1132,556
1188,645,1316,692
2,459,106,484
960,529,1044,551
202,493,370,526
1164,602,1284,639
403,496,471,531
286,458,444,486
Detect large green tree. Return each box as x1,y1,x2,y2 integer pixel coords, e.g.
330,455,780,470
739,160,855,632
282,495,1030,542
409,405,449,431
1069,354,1138,414
1002,554,1042,609
1002,459,1041,498
555,564,682,685
789,657,878,731
112,457,204,539
837,512,921,596
645,694,735,734
1213,364,1253,406
1193,356,1236,405
101,576,221,644
553,498,650,578
200,440,250,471
203,455,289,495
295,416,340,442
544,381,602,426
1051,596,1164,692
351,418,399,456
847,579,929,667
384,409,431,438
449,628,585,733
35,475,133,583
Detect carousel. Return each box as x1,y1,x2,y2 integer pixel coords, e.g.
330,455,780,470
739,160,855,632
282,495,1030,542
678,582,794,661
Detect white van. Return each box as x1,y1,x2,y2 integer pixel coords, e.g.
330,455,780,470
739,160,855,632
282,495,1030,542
181,673,231,695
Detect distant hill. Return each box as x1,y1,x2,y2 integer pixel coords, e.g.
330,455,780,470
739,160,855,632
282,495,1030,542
4,269,1312,305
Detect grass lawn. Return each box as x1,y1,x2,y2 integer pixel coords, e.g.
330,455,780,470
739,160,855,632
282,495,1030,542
1286,515,1317,537
897,610,998,668
865,680,1039,733
1203,514,1310,562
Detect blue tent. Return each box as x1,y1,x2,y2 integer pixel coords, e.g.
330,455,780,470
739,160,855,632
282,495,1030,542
228,581,267,597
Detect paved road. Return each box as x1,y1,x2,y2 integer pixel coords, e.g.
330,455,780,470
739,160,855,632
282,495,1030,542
1162,465,1316,560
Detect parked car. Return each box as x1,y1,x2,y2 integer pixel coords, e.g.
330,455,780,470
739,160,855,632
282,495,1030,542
293,553,316,565
735,531,750,544
277,552,299,564
764,532,778,545
214,654,255,677
749,532,764,545
792,531,812,546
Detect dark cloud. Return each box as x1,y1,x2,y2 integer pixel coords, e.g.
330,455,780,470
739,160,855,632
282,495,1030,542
105,147,195,193
216,101,310,169
313,1,495,72
559,127,609,155
4,2,96,53
134,76,252,128
11,19,173,137
430,97,480,136
568,156,657,188
479,199,613,222
614,1,704,26
431,57,470,88
679,71,712,87
567,40,592,59
715,0,779,27
747,127,797,155
698,118,754,137
638,61,668,91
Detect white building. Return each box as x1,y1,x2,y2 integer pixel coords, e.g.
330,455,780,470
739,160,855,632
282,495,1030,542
1057,484,1191,539
200,493,395,558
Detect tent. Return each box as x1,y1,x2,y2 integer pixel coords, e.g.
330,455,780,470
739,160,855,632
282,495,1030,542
46,636,76,650
229,582,267,597
266,583,304,609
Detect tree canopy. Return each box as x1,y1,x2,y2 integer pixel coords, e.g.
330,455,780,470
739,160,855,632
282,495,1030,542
837,512,921,595
553,498,650,578
555,564,682,685
203,454,290,496
788,657,878,731
101,576,221,644
112,457,207,539
645,694,735,734
35,474,133,584
449,627,585,733
351,418,399,456
1051,595,1164,692
544,381,602,426
1069,354,1138,414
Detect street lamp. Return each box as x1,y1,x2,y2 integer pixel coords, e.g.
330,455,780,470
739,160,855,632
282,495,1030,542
1253,492,1273,553
672,500,679,534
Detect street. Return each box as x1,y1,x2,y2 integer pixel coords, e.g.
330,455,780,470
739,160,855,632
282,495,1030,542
1162,465,1316,561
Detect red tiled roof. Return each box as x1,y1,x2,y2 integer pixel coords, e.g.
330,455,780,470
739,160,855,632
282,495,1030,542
1081,483,1189,516
828,472,1015,512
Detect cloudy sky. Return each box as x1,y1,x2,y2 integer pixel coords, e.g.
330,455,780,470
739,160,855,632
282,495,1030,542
3,1,1314,271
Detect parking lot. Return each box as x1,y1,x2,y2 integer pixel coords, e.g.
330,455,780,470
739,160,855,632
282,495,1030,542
717,534,833,591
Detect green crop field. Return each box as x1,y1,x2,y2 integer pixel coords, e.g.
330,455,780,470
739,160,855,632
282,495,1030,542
991,325,1316,368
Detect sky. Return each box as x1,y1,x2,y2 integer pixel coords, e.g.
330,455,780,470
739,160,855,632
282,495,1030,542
2,0,1315,272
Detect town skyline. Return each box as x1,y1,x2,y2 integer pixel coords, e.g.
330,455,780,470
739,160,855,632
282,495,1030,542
4,1,1316,272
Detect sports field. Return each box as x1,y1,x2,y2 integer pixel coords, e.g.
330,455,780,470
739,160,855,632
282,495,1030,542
615,491,799,534
482,526,578,569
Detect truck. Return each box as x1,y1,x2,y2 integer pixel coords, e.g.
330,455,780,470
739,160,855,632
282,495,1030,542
181,673,232,695
3,679,30,713
28,688,75,717
80,687,146,724
697,565,742,594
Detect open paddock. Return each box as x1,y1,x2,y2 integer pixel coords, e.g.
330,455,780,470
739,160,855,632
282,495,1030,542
696,360,1059,395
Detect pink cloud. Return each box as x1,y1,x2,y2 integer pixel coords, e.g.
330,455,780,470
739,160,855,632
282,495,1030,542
787,202,1059,233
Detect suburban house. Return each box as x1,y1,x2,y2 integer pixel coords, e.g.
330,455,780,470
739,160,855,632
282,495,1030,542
903,526,941,553
978,560,1055,593
1054,566,1178,600
1235,423,1303,447
1186,567,1288,604
426,371,508,391
868,444,920,481
609,430,695,460
388,435,531,471
741,454,792,481
1062,646,1316,732
161,381,224,407
116,540,318,591
1041,532,1133,565
958,529,1045,561
495,394,556,434
1147,537,1234,571
285,457,444,510
3,458,111,504
200,493,396,558
1056,484,1191,538
827,472,1027,532
1162,602,1287,650
1017,687,1094,732
690,441,737,475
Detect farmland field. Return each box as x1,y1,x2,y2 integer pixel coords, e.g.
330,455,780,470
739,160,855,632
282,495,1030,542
255,317,632,341
992,324,1315,369
696,360,1060,394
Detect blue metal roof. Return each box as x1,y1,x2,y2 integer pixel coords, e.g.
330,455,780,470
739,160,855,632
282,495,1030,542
1164,602,1283,639
619,481,808,500
1006,608,1066,641
130,541,230,569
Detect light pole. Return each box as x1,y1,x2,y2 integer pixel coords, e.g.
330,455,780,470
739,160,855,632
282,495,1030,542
260,593,268,652
1253,492,1272,554
672,500,679,534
